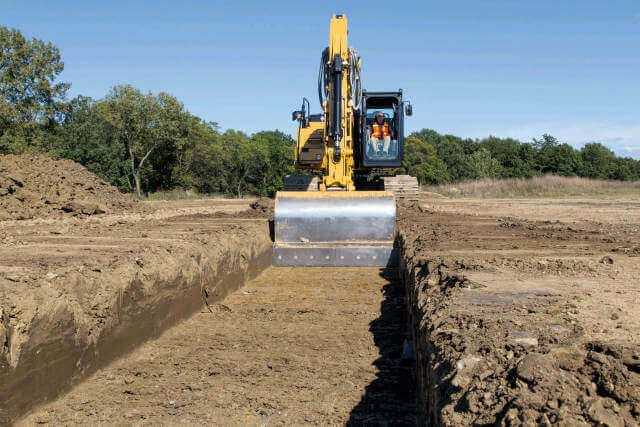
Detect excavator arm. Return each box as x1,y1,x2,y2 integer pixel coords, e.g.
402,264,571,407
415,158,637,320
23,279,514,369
322,15,354,190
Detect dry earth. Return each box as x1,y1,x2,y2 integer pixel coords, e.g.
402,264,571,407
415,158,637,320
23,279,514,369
400,196,640,425
0,198,271,424
0,155,137,221
2,171,639,426
19,268,416,425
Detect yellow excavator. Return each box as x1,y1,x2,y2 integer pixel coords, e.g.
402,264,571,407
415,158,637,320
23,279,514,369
273,14,418,267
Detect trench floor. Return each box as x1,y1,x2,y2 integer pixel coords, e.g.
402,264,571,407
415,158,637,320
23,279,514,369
20,267,417,425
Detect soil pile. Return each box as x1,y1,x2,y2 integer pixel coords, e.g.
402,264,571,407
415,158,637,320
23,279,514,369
0,154,136,220
209,197,273,219
249,197,274,216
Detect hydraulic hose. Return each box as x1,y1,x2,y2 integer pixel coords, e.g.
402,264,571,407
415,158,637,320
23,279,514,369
318,48,362,161
317,48,329,109
332,55,343,159
349,48,362,110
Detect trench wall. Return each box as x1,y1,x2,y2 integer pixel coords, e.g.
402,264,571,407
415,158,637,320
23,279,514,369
0,222,272,424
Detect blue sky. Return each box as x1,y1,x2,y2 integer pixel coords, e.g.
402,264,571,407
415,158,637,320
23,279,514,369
3,0,639,157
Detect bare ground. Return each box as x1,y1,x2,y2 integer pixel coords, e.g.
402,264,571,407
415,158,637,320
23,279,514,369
3,192,640,426
0,154,137,221
19,268,416,425
0,199,271,423
400,196,640,425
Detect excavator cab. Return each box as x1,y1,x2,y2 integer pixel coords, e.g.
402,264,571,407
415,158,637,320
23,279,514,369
359,90,412,168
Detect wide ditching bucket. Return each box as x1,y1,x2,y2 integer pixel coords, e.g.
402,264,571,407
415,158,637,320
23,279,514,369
273,191,397,267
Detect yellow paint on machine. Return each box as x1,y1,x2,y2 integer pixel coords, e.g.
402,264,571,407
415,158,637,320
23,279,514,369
293,15,357,192
276,191,394,199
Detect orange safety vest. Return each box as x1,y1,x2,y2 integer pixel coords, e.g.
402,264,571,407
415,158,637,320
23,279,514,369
371,122,391,138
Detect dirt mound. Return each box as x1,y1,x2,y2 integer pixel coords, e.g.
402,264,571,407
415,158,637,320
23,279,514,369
249,197,274,216
208,197,273,219
0,154,136,220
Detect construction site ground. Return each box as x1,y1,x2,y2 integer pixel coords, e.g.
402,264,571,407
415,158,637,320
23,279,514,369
2,190,639,424
400,196,640,425
18,267,416,425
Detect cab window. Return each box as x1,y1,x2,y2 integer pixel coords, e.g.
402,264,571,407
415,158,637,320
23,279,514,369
364,107,398,161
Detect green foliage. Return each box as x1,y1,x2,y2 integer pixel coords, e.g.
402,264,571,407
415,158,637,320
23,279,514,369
94,85,188,196
580,142,617,179
479,136,536,178
47,90,294,197
401,137,449,184
0,26,69,153
1,26,639,198
408,130,640,184
249,131,296,196
532,134,583,176
50,95,131,190
465,147,502,179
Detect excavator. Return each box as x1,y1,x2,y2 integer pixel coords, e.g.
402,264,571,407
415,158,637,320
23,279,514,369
273,14,418,267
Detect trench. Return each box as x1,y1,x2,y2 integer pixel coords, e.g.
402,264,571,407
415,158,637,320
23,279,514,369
6,221,434,425
12,262,424,424
0,220,272,424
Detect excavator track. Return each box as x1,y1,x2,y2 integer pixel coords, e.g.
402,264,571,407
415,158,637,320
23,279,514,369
383,175,420,203
283,175,320,191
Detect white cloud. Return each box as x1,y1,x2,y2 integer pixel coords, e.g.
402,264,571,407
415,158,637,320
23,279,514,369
622,145,640,154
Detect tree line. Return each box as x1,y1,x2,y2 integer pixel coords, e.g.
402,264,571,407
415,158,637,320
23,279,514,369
0,26,295,197
2,25,639,197
402,130,640,185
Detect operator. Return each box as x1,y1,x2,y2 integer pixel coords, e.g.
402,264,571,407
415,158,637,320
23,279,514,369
368,111,394,155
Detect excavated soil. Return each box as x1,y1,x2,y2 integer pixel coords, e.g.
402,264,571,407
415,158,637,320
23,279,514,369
19,268,416,425
0,154,137,221
0,198,271,424
399,197,640,425
3,186,640,426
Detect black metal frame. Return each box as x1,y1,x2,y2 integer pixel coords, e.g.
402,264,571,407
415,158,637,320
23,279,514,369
359,90,405,168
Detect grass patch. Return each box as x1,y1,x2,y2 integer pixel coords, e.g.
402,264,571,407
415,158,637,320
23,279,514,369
426,175,640,198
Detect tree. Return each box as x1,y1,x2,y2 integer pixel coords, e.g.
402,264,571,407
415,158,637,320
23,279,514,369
401,137,449,184
170,119,223,192
580,143,616,179
0,26,69,152
211,130,249,197
410,129,470,181
466,147,502,179
98,85,190,197
611,157,640,181
49,95,130,190
533,134,582,176
250,130,295,196
480,136,536,178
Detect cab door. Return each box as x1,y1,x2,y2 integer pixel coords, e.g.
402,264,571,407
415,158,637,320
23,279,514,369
360,91,403,168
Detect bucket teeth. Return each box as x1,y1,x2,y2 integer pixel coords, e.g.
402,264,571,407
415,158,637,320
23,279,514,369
273,244,397,267
273,191,396,267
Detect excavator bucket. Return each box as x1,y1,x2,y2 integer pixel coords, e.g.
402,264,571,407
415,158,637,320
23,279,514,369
273,191,397,267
